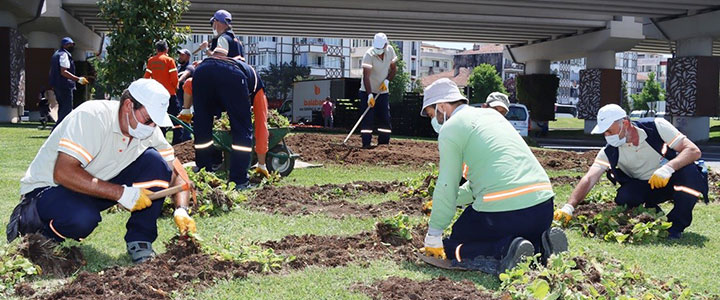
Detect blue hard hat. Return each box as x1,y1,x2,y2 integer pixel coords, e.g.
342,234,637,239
61,37,74,46
210,10,231,25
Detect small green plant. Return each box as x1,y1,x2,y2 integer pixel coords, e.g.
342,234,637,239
183,167,246,216
0,243,40,293
585,190,614,203
499,249,708,299
381,212,414,241
402,165,438,199
208,241,294,273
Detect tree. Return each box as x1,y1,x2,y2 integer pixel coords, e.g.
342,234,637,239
410,79,424,94
96,0,190,97
388,42,411,103
260,61,311,101
620,81,631,112
467,63,507,104
631,72,665,111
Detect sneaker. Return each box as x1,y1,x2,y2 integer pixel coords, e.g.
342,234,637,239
541,227,569,263
234,182,257,191
127,241,156,264
497,237,534,275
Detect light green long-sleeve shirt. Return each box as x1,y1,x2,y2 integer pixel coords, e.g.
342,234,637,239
429,106,554,231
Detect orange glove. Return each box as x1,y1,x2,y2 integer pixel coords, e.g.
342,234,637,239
173,207,197,235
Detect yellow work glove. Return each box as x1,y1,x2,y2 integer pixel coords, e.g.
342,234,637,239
77,77,89,85
421,231,446,259
649,165,674,189
421,200,432,215
367,94,375,108
173,207,197,235
118,186,152,212
553,204,574,224
379,79,389,92
178,108,193,124
255,164,270,178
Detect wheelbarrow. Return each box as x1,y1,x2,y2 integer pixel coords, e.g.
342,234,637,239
169,115,299,177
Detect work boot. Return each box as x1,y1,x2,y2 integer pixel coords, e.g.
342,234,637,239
234,181,257,191
497,237,534,275
541,227,569,264
127,241,156,264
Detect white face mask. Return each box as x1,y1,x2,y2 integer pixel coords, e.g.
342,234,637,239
212,29,219,36
605,121,626,147
127,110,155,140
373,47,385,55
430,105,447,134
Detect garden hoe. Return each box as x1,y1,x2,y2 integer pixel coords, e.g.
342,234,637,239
335,101,371,149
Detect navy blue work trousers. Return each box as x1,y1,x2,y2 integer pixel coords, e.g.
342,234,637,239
443,198,554,261
358,91,391,147
192,59,252,185
54,87,73,126
30,148,172,243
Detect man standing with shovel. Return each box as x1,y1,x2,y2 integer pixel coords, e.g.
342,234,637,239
358,32,397,149
7,79,196,264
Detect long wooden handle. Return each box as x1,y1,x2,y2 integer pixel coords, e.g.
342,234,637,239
343,106,371,144
148,184,191,200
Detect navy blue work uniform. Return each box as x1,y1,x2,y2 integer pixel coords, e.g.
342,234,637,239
358,91,391,147
171,62,194,144
210,30,245,58
22,149,171,243
192,57,252,185
49,48,75,125
605,120,708,235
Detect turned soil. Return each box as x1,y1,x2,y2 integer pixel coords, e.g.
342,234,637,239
173,140,195,164
40,237,260,300
20,234,85,277
247,181,426,218
355,276,498,300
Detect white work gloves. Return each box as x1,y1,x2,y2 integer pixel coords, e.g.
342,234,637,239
421,228,446,259
255,163,270,178
118,185,152,212
367,94,375,108
77,77,89,85
553,204,574,224
178,108,193,123
649,164,675,189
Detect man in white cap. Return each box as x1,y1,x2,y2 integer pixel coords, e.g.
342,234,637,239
554,104,707,239
419,78,566,274
484,92,510,116
7,79,197,263
358,32,398,149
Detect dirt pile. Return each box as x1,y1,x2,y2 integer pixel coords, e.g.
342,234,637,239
573,202,617,219
355,276,497,300
285,133,438,166
41,237,260,300
173,140,195,164
247,181,425,218
550,175,582,186
19,234,85,277
532,148,597,171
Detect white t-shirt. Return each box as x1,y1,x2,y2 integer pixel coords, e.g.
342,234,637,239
592,118,685,180
359,46,397,94
20,100,175,195
59,52,71,69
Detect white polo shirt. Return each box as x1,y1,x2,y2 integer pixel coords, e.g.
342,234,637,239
359,46,397,94
20,100,175,195
592,118,685,181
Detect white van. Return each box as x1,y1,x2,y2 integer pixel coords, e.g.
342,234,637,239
471,103,529,137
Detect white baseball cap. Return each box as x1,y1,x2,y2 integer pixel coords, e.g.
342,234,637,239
128,78,173,127
420,78,468,117
591,104,626,134
486,92,510,111
373,32,388,49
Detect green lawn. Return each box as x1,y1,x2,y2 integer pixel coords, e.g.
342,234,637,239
1,123,719,298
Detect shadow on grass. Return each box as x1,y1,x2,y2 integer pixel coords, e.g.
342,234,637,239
79,243,132,272
656,231,709,248
398,260,501,291
0,122,51,129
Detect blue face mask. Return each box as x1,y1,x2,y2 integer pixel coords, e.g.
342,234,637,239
431,105,446,134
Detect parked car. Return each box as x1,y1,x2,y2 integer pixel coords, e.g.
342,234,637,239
555,104,578,118
470,103,529,137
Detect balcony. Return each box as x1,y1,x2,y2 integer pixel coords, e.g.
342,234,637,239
257,41,276,50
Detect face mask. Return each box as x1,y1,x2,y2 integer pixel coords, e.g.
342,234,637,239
431,105,447,134
126,109,155,140
212,29,219,36
66,46,75,52
373,48,385,55
605,122,626,147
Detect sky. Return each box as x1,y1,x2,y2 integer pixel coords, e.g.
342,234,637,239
423,41,475,50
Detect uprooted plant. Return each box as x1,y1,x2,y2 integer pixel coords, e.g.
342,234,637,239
499,249,709,299
214,109,291,131
175,167,247,216
0,241,40,294
376,212,414,246
203,239,295,273
563,203,672,244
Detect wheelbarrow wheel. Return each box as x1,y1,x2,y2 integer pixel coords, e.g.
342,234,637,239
267,144,295,177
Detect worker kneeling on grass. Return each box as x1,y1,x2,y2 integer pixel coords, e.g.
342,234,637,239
419,78,567,274
554,104,708,240
7,79,196,264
